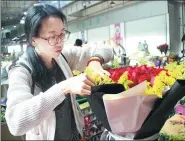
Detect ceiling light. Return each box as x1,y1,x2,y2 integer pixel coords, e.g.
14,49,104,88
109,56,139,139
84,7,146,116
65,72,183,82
2,27,4,29
14,26,16,28
20,20,25,24
110,1,115,7
82,1,86,8
34,3,42,6
82,1,86,6
24,12,27,15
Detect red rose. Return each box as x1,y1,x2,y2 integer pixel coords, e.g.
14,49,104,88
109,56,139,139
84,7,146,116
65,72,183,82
140,65,148,72
117,68,126,75
134,67,141,73
150,75,156,86
131,71,138,82
107,69,115,74
126,66,134,72
110,71,120,82
138,75,148,84
129,81,137,88
128,72,133,80
148,67,155,73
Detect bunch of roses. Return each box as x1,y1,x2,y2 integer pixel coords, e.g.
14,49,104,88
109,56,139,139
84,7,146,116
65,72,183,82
108,65,166,87
73,62,185,98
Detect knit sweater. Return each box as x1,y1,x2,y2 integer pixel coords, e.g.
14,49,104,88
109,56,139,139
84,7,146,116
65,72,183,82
5,46,113,140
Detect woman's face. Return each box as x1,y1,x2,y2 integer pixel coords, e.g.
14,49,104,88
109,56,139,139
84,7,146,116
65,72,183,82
33,17,65,58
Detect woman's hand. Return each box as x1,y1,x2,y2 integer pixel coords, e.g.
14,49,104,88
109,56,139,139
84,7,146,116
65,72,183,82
88,60,110,76
62,74,95,95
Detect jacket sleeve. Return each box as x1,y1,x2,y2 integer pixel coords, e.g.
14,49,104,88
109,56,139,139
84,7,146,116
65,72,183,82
5,67,66,136
62,45,113,71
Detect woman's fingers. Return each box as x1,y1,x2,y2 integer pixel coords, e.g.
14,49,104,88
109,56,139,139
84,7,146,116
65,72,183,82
67,73,96,95
81,89,91,95
84,77,95,87
85,75,95,86
82,83,91,91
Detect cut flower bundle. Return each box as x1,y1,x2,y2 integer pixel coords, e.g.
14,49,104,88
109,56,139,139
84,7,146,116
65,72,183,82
73,62,185,139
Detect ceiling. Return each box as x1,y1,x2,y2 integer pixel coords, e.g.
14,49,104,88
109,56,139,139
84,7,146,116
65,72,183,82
1,1,73,28
1,1,38,27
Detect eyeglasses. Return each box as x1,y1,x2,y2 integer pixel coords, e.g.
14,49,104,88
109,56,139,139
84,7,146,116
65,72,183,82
40,30,71,46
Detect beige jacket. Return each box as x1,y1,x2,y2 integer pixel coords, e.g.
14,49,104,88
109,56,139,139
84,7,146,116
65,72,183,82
5,46,113,140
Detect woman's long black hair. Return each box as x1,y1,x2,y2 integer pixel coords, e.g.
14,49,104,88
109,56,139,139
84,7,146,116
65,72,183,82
12,4,67,92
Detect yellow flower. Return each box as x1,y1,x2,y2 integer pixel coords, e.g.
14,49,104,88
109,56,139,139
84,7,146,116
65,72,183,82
165,62,185,79
146,71,169,98
73,70,82,76
84,67,114,86
112,57,120,69
139,58,147,66
117,71,133,90
145,62,185,98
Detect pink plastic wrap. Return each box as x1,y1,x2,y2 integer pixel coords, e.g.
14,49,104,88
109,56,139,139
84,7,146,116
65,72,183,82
103,82,158,136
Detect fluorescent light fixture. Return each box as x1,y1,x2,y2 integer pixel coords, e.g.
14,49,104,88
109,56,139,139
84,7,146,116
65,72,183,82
110,1,115,7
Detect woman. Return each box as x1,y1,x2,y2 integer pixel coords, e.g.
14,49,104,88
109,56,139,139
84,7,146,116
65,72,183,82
5,3,113,140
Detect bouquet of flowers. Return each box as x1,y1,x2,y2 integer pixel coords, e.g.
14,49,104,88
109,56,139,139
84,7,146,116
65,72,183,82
158,96,185,140
157,43,169,55
74,62,185,140
159,114,185,140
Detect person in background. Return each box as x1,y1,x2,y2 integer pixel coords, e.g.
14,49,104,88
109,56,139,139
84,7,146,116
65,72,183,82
143,40,150,55
180,34,185,60
5,3,113,140
74,39,83,47
181,34,185,43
